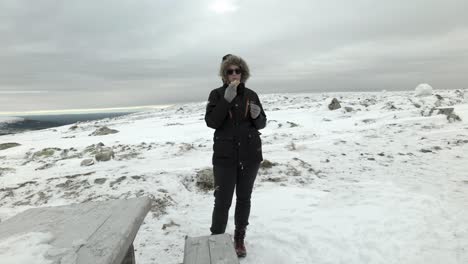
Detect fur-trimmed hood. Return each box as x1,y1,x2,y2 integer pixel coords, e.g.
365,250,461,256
219,55,250,84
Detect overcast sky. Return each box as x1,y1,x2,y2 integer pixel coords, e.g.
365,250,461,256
1,0,467,112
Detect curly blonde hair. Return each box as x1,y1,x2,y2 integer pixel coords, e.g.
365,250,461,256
219,54,250,84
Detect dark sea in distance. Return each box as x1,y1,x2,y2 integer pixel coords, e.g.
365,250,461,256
0,112,134,136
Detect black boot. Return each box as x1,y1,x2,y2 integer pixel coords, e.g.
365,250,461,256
234,226,247,258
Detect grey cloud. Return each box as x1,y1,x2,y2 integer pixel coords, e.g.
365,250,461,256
0,0,467,111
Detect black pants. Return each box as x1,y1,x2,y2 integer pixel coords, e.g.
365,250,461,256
210,162,260,234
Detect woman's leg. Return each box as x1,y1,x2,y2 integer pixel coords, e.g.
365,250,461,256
210,165,237,234
234,162,260,227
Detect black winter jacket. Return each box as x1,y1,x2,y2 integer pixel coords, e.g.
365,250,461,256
205,83,267,167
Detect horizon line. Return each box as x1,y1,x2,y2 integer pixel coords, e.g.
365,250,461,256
0,104,174,117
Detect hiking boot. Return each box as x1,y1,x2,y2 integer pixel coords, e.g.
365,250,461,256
234,226,247,258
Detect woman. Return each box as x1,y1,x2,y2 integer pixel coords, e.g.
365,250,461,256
205,54,267,257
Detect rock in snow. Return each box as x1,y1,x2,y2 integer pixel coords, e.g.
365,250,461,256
414,83,433,97
328,98,342,110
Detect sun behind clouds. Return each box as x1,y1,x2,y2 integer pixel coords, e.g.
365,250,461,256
209,0,239,14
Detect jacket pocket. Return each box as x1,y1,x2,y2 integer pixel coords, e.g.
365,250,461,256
247,131,262,156
213,136,234,159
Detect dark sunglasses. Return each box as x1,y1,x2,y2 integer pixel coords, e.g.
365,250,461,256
226,68,242,75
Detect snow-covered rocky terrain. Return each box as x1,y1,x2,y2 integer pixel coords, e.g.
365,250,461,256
0,88,467,264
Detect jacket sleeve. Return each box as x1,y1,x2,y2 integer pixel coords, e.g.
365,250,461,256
252,92,267,130
205,89,232,129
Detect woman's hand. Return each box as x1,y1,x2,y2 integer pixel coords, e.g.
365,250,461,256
250,102,261,119
224,80,240,103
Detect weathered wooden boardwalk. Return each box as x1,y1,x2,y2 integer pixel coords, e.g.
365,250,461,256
0,197,151,264
183,234,239,264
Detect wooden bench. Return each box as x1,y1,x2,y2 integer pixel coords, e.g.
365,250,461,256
183,234,239,264
0,197,151,264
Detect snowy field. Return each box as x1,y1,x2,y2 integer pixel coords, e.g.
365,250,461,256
0,89,467,264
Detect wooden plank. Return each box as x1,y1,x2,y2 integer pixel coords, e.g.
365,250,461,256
208,234,239,264
76,198,151,264
183,236,211,264
183,234,239,264
0,197,151,264
121,244,136,264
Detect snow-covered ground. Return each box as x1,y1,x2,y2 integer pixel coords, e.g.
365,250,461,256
0,89,467,264
0,232,56,264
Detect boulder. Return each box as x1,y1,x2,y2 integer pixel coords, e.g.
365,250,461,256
344,106,354,112
328,98,341,110
414,83,433,97
81,159,95,166
95,147,115,162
